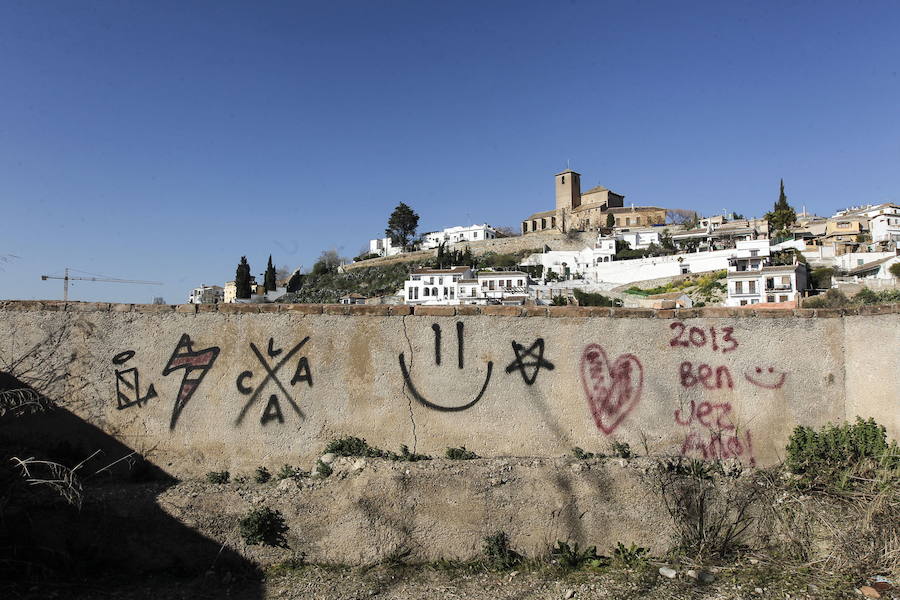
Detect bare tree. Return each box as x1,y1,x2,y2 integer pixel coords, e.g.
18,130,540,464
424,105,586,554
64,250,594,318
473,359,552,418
667,209,699,226
152,296,166,304
494,226,521,238
275,264,292,282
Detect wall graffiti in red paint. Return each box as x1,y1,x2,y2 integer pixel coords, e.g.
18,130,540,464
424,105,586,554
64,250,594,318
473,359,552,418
673,400,735,430
580,344,643,435
679,361,734,390
669,322,738,354
673,399,756,465
680,430,756,466
744,366,787,390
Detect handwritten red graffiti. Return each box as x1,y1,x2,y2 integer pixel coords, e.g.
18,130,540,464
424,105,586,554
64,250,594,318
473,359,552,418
744,366,787,390
580,344,643,435
674,400,735,430
679,362,733,390
680,430,756,466
669,322,738,354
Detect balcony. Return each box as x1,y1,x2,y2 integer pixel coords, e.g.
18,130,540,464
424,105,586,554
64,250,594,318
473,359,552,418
766,284,793,292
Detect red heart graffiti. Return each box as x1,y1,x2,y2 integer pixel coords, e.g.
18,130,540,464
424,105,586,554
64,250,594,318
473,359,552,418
580,344,644,435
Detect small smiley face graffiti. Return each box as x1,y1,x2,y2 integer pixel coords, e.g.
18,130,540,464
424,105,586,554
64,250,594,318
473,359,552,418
743,366,787,390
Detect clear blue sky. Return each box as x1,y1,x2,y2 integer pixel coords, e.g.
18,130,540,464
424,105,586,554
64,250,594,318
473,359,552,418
2,0,898,303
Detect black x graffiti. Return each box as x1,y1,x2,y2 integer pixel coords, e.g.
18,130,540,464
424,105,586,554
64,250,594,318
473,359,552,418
235,337,309,425
505,338,554,385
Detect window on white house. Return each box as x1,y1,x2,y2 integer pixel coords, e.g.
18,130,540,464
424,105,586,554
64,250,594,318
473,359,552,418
423,287,429,297
735,281,743,294
748,281,756,294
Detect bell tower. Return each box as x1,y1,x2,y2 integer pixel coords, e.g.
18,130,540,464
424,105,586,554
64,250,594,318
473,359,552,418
555,169,581,211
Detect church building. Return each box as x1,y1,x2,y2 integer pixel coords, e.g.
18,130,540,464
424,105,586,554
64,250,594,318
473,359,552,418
521,170,666,234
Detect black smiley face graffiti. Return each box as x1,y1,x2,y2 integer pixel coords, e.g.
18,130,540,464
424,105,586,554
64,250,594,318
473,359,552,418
743,366,787,390
399,321,493,412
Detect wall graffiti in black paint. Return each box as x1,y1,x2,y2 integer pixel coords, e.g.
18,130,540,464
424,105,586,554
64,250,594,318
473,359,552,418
235,336,312,426
113,350,158,410
399,321,493,412
505,339,554,385
162,334,220,430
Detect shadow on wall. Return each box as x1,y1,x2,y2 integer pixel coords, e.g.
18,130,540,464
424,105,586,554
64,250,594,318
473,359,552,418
0,364,263,593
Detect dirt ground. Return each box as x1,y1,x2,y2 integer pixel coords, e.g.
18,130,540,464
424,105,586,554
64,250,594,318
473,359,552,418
4,563,884,600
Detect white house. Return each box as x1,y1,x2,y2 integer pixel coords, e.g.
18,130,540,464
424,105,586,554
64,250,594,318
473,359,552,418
421,224,497,249
725,251,807,307
368,237,403,257
616,228,662,249
524,239,771,285
403,267,531,305
843,254,900,281
188,285,224,304
404,267,474,305
870,211,900,243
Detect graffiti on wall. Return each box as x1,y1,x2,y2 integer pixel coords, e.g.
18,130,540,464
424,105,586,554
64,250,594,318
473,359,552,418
399,322,557,411
580,344,644,435
235,336,312,426
399,322,494,412
665,322,767,465
113,350,158,410
505,338,554,385
162,334,220,430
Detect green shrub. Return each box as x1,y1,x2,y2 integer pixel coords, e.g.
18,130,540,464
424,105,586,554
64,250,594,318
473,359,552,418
239,506,289,547
890,262,900,278
573,288,620,307
482,531,521,569
854,288,900,305
254,466,271,483
610,441,634,459
446,446,479,460
315,460,333,478
323,437,431,462
206,470,230,484
550,295,568,306
276,464,304,480
786,418,898,487
611,542,648,567
550,541,603,569
572,447,603,460
803,288,850,308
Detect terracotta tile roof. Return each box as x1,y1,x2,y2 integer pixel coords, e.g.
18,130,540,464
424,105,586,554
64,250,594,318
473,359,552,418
411,266,472,275
523,209,557,220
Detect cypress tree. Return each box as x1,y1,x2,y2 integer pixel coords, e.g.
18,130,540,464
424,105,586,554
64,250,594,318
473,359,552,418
235,256,252,299
264,254,277,291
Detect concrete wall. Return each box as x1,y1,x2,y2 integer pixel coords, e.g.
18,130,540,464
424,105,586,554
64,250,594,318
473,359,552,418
1,300,897,478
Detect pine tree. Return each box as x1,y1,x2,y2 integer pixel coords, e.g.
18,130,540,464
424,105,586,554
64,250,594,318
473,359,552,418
235,256,252,299
764,179,797,236
264,255,277,291
606,213,615,228
385,203,420,252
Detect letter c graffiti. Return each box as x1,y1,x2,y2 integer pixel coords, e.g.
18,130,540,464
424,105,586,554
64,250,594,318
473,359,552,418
236,370,254,395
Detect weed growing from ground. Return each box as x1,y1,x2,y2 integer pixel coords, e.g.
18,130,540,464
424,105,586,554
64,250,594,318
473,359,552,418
786,417,899,490
324,436,431,462
482,531,521,569
206,470,230,484
550,541,605,569
611,542,648,567
239,506,289,547
610,441,634,459
254,466,271,483
315,460,333,478
446,446,479,460
572,447,604,459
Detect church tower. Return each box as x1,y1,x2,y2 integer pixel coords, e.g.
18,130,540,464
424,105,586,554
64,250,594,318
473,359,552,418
555,169,581,211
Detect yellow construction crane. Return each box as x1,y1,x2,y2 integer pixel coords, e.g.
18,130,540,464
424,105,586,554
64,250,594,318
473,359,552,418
41,268,162,301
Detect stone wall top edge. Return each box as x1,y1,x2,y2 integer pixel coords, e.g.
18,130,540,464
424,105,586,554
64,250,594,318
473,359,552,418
3,300,898,318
